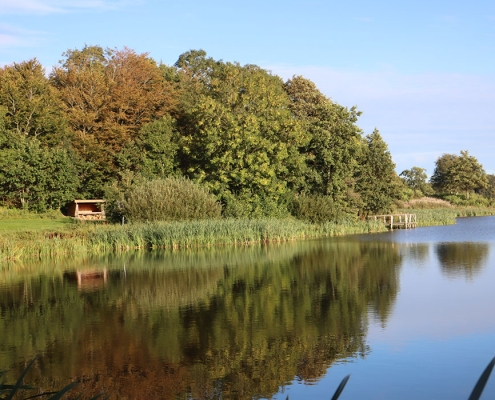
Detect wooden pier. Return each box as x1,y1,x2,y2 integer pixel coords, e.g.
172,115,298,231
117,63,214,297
369,213,417,230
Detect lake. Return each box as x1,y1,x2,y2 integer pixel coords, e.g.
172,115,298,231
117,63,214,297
1,216,495,399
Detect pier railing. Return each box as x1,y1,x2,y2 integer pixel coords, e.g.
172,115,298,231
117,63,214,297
369,213,417,230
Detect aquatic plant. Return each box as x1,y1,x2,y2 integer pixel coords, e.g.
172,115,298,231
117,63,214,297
286,355,495,400
0,358,106,399
2,356,493,399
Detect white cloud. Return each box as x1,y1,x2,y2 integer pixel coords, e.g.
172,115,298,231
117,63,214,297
272,65,495,103
267,64,495,174
0,0,140,14
0,23,46,48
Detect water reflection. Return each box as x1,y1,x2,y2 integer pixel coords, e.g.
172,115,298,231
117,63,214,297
435,243,489,279
402,243,430,265
0,239,401,399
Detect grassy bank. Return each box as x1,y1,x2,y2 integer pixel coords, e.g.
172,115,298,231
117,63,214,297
2,203,495,263
397,206,495,227
0,217,387,263
0,208,71,232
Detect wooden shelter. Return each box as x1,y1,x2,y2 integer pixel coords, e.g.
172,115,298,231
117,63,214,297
64,268,108,291
66,199,106,220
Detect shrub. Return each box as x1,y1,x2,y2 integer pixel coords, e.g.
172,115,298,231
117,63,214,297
290,194,346,223
116,177,222,223
220,191,291,219
444,194,491,207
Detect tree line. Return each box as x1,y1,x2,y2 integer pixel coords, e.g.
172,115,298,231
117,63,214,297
401,150,495,205
0,46,493,218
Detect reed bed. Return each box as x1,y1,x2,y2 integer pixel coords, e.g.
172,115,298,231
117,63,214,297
400,196,452,209
2,205,495,263
0,218,386,263
397,208,458,226
397,207,495,227
454,206,495,217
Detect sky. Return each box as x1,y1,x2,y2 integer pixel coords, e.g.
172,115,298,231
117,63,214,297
1,0,494,175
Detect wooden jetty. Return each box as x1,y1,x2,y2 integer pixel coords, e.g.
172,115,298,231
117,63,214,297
369,213,417,230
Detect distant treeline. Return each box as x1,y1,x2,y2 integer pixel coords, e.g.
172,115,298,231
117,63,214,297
0,46,493,218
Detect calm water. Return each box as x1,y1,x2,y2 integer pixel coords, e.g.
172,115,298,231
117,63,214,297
1,216,495,399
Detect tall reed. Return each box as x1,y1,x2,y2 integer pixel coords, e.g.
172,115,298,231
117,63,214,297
0,218,387,263
397,207,495,227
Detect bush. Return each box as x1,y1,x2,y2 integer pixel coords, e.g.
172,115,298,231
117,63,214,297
220,191,292,219
444,194,491,207
290,194,346,223
112,177,222,223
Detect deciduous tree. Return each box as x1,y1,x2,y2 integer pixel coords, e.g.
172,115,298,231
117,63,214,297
399,166,433,196
116,115,179,180
283,76,362,211
430,151,488,198
0,59,68,145
0,131,78,211
355,129,401,215
50,45,178,193
175,51,309,216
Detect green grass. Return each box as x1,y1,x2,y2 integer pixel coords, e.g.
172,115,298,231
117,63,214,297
2,205,494,263
397,206,495,227
0,207,73,232
0,217,387,263
0,218,73,232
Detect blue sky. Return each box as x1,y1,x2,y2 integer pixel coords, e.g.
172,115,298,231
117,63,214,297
1,0,494,175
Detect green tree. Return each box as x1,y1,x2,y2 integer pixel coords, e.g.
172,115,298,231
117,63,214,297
175,51,309,217
0,59,68,146
116,115,179,180
355,129,401,215
400,166,433,196
430,151,488,198
0,132,79,211
283,76,362,212
479,174,495,202
50,45,178,194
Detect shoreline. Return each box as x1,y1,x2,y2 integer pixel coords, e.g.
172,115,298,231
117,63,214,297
1,207,495,264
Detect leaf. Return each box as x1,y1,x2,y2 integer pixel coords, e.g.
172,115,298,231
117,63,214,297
5,357,37,400
46,381,79,399
468,356,495,400
330,375,350,400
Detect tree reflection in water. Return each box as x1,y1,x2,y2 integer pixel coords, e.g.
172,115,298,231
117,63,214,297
436,242,489,279
0,239,402,399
